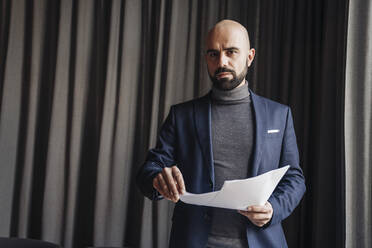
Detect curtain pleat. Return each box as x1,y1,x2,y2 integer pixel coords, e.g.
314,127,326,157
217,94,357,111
0,0,349,247
0,0,25,236
345,0,372,247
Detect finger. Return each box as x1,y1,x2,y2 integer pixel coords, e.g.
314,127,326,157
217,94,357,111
246,205,270,213
247,211,271,220
238,211,271,221
249,213,271,221
154,175,167,197
153,177,160,191
157,173,171,199
172,166,185,194
153,176,172,201
238,212,270,227
162,168,179,201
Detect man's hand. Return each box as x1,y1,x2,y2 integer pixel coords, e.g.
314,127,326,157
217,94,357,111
153,165,186,203
238,201,273,227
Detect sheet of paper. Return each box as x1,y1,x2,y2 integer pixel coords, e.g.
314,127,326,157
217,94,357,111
179,165,290,210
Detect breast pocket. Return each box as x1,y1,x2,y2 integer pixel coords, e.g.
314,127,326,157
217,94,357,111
265,131,282,139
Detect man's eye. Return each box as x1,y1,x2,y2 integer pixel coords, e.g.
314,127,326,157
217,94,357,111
227,50,236,55
208,52,218,57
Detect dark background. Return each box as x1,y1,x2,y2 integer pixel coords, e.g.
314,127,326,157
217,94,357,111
0,0,348,247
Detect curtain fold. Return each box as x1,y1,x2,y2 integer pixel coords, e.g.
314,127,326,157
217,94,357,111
0,0,25,236
345,0,372,247
0,0,348,247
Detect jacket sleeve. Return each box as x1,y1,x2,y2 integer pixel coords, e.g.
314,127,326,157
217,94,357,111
267,107,306,226
136,106,178,200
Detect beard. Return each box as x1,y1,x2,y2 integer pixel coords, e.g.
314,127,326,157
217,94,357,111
209,62,249,91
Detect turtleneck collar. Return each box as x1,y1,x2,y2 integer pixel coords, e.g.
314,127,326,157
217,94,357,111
211,80,250,102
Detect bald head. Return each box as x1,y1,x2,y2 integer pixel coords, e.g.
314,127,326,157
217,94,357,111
204,20,255,91
206,20,251,50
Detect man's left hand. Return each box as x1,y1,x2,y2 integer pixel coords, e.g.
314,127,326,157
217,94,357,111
238,201,273,227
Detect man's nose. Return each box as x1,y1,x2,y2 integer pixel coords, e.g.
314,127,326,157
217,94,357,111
218,53,229,67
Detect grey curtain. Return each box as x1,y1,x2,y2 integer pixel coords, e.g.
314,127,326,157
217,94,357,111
0,1,261,247
0,0,349,247
345,0,372,247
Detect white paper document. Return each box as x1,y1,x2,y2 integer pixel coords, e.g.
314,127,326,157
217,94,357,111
179,165,290,210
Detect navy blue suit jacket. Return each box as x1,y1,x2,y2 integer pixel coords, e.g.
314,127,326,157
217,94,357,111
137,90,306,248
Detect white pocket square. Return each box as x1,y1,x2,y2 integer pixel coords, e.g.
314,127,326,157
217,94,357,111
267,129,280,133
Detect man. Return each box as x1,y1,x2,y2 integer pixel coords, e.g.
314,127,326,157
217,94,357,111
136,20,306,248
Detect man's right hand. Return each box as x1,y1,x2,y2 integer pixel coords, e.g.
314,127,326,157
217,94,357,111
153,165,186,203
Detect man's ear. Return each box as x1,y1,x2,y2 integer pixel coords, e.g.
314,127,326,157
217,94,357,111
247,48,255,67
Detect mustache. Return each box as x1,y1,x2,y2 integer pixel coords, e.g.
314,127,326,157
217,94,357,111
214,67,236,76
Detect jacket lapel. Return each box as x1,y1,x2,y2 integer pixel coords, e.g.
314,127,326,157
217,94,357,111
194,94,214,186
249,90,266,177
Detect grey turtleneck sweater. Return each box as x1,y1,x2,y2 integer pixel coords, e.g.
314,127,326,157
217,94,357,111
206,82,254,248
